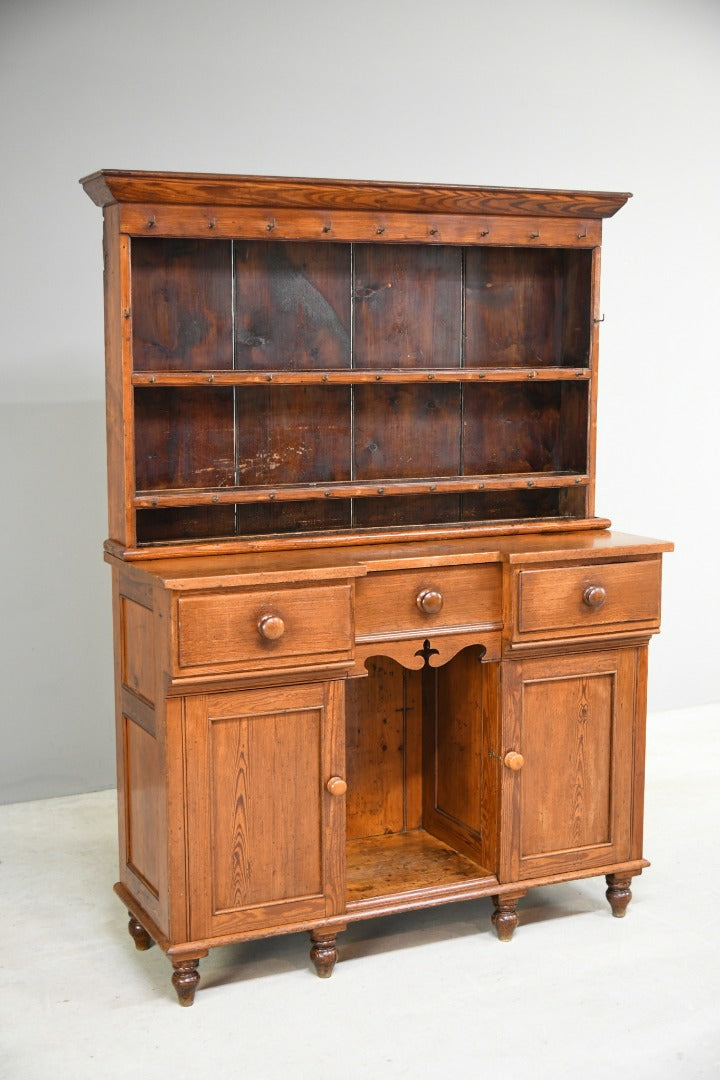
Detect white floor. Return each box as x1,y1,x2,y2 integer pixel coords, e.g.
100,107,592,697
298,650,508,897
1,704,719,1080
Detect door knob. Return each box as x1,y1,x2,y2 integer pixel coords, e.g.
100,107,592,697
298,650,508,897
257,614,285,640
583,585,606,609
504,751,525,771
417,589,443,615
326,776,347,796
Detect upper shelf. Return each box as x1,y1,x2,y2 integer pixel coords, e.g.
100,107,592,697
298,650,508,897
131,367,591,387
80,170,632,220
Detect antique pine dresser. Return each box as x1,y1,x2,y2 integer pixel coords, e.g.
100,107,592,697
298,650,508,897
81,170,671,1005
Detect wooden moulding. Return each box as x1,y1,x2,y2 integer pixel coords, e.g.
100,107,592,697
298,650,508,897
131,367,592,386
80,169,631,219
133,474,590,509
115,206,603,247
106,517,615,561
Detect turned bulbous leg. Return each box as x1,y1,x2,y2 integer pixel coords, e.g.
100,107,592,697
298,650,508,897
171,958,201,1006
491,893,524,942
605,874,633,918
127,912,154,951
309,931,339,978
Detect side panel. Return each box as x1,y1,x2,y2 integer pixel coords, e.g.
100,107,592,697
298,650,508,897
113,569,168,934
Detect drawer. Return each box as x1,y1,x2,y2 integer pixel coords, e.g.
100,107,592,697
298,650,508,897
515,559,661,638
355,564,501,639
176,584,353,672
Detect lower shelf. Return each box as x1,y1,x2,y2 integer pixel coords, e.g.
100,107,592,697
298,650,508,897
346,828,495,907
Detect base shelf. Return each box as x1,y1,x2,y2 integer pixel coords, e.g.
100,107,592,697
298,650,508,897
346,829,495,908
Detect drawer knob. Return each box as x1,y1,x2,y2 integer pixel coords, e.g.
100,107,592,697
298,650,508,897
326,776,347,797
417,589,443,615
257,614,285,640
504,751,525,772
583,585,607,609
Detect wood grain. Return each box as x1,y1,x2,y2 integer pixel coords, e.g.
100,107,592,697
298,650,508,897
346,829,492,903
353,245,462,368
516,559,662,637
463,383,580,474
353,384,461,479
500,649,637,881
235,385,351,485
184,682,345,938
345,658,422,840
102,206,135,546
234,241,350,369
354,564,501,638
134,387,235,490
81,169,631,219
130,238,233,371
465,248,592,367
175,583,353,672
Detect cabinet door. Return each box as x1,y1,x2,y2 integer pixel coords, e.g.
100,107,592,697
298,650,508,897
184,681,345,940
499,649,641,882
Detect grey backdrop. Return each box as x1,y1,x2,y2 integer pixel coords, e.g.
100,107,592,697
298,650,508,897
2,0,718,802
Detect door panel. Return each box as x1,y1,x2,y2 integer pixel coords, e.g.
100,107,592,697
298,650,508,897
185,681,345,939
500,649,638,882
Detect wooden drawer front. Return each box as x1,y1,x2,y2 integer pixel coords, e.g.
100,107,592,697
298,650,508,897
176,584,353,671
355,564,501,639
516,559,661,638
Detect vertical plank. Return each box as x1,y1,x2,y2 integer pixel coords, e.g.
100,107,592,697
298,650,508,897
165,694,189,943
234,241,351,369
464,248,592,367
403,667,424,830
463,383,564,474
586,245,602,516
433,649,484,835
131,238,233,371
103,206,135,545
236,499,352,536
134,387,236,491
352,493,460,529
235,386,351,485
323,680,347,916
354,384,461,479
345,659,406,839
353,245,462,367
630,645,648,860
462,489,563,523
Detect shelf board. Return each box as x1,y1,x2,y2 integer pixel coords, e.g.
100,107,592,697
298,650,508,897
134,472,589,509
132,367,591,387
346,828,494,905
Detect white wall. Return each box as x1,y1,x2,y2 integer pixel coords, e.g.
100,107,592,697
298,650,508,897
1,0,718,800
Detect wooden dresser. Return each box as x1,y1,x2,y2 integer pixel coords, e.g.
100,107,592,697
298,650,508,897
81,170,671,1005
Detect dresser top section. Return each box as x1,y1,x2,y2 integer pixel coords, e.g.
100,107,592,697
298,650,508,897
107,531,672,591
80,170,631,219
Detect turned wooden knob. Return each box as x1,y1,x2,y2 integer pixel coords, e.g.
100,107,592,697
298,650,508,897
417,589,443,615
257,614,285,640
326,776,347,796
504,751,525,771
583,585,607,609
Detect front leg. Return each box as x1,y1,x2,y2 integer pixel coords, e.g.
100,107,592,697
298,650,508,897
491,891,526,941
605,874,634,918
171,957,202,1006
309,930,339,978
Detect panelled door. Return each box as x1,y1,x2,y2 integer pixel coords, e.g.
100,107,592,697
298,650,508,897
184,680,345,940
499,648,642,882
